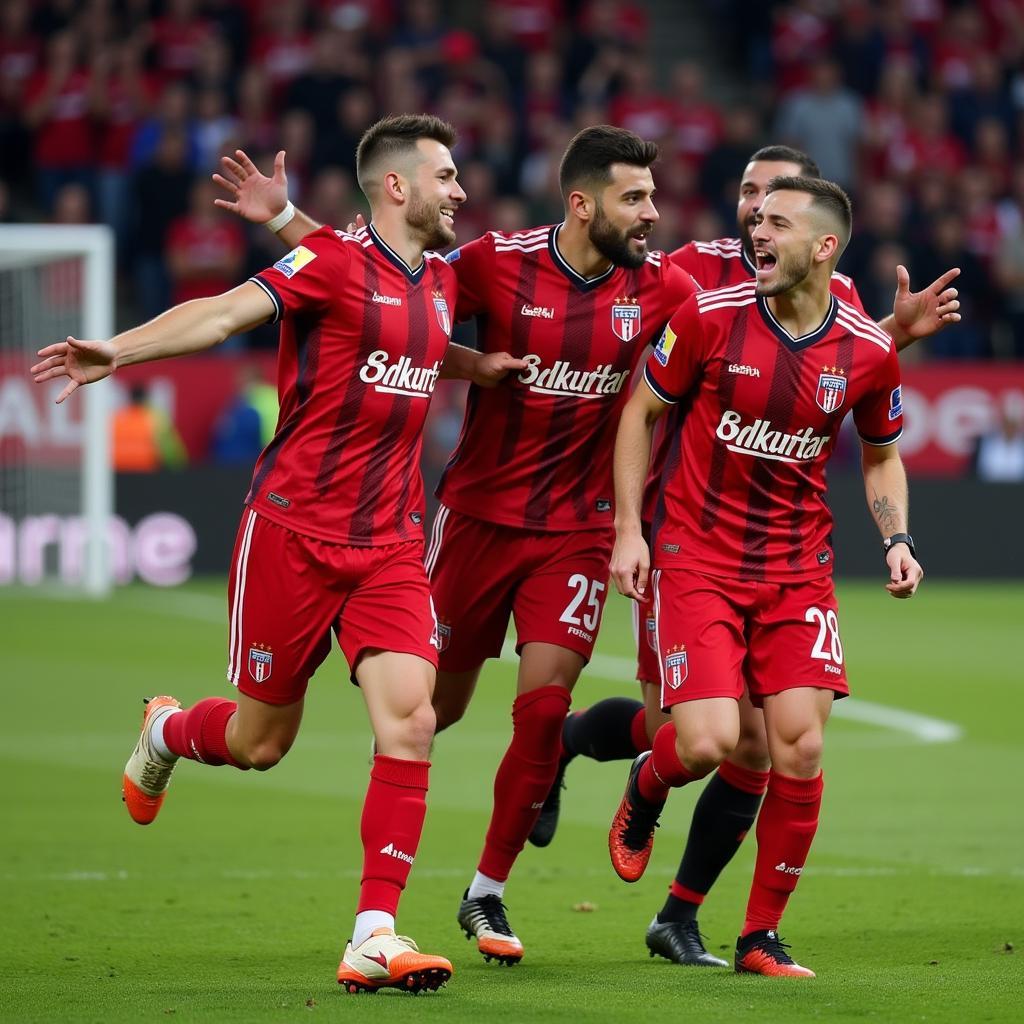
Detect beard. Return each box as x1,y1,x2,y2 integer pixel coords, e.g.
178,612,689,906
740,216,756,261
755,246,813,297
406,187,455,250
589,203,648,269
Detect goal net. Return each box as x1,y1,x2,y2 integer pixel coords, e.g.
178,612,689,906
0,225,115,595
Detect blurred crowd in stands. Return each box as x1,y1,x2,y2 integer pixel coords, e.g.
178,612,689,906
2,0,1024,365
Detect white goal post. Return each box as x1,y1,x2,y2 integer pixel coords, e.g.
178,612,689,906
0,225,115,596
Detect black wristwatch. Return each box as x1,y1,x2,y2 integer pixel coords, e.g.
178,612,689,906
883,533,916,559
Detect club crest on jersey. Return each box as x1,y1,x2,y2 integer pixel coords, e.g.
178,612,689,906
248,644,273,683
273,245,317,279
611,296,641,342
665,644,688,689
815,366,847,413
432,289,451,335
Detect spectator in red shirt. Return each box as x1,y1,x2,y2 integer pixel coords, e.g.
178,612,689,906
23,30,99,210
608,63,674,145
668,61,723,167
165,179,245,309
95,40,158,254
902,94,968,184
149,0,213,81
249,1,314,103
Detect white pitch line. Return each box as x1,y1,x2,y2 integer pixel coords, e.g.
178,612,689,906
500,642,964,745
5,865,1019,884
121,589,963,745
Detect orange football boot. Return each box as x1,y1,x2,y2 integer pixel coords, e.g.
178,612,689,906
337,929,453,993
122,696,181,825
735,931,816,978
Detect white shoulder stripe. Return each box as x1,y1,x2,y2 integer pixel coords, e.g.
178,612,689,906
831,270,853,288
696,280,757,303
493,227,549,243
836,299,892,343
697,296,757,315
835,313,891,352
694,241,743,256
494,241,548,254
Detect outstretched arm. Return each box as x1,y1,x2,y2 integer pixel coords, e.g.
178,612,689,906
860,440,923,598
212,149,321,250
440,344,527,387
610,380,668,601
31,283,275,403
877,264,961,351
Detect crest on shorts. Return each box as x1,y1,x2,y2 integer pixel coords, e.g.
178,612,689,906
432,290,451,335
248,643,273,683
645,613,657,651
611,296,641,342
664,644,688,689
433,619,451,653
815,366,847,413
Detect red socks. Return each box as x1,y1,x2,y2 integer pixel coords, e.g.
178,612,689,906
637,722,706,803
741,770,823,936
357,755,430,915
630,705,652,755
478,685,572,881
162,698,246,768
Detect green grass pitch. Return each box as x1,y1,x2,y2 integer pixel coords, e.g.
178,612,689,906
2,579,1022,1023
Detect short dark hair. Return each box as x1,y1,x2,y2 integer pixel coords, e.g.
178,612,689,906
355,114,457,193
749,145,820,178
558,125,659,199
765,175,852,245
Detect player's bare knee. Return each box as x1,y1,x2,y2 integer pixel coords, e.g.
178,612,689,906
240,738,291,771
682,734,732,775
777,730,824,777
394,699,437,754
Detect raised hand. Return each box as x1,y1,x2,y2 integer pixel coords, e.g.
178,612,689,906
212,149,289,225
31,336,118,404
892,264,961,343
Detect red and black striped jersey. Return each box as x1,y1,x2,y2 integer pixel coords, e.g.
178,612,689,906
247,224,455,546
645,279,903,582
641,237,869,522
436,224,697,532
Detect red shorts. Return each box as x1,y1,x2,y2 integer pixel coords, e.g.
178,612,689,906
226,509,438,705
634,600,660,686
425,505,613,672
651,568,849,711
634,522,660,686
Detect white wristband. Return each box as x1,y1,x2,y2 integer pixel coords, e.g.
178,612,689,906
264,200,295,234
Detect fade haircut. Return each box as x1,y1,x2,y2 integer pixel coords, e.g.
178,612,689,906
765,175,853,249
749,145,820,178
558,125,659,200
355,114,457,195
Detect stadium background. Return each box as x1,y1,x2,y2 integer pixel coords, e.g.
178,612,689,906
1,1,1022,1021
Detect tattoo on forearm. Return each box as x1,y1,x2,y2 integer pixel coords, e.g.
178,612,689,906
872,493,899,534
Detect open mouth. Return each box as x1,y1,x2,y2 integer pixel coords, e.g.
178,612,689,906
754,248,777,273
441,207,456,226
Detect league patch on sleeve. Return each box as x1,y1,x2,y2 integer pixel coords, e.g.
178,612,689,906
446,248,461,263
273,245,318,279
654,324,677,366
888,384,903,421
